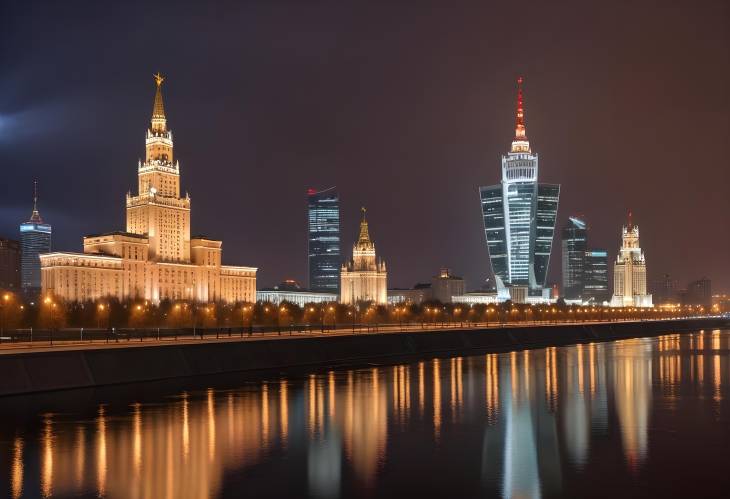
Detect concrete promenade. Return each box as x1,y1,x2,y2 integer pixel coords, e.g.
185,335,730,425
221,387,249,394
0,316,726,397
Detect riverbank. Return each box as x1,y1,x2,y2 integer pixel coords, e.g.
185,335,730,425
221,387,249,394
0,317,726,396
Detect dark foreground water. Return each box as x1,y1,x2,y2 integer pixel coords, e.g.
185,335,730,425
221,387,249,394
1,329,729,498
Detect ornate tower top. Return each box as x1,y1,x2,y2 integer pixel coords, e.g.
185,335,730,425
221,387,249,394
510,76,531,153
28,180,43,223
357,207,372,246
151,72,166,133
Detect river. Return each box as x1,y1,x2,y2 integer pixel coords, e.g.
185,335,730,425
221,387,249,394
0,329,728,498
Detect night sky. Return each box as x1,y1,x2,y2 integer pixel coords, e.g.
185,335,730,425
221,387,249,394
1,1,728,292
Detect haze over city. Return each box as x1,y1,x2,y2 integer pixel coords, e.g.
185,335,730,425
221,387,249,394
1,0,728,292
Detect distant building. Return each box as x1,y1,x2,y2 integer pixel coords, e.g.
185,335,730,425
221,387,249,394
308,187,341,293
387,285,431,305
431,268,465,303
610,213,652,307
0,238,21,290
40,75,256,303
20,182,52,295
452,292,499,305
652,273,678,305
340,208,387,304
257,289,338,307
561,217,587,300
479,77,559,302
683,278,712,308
583,249,609,303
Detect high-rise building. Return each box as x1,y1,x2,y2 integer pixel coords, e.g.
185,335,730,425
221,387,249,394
0,238,21,290
479,77,560,301
561,217,587,300
610,213,652,307
584,249,609,303
40,75,257,303
683,278,712,308
651,273,678,304
20,182,52,295
431,268,465,303
307,187,341,293
340,208,387,304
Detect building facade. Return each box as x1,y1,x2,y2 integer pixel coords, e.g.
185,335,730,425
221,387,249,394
0,238,21,291
584,249,609,303
307,187,341,293
610,213,652,307
40,75,257,303
561,217,587,300
340,209,387,304
20,183,52,295
683,278,712,308
431,268,465,303
479,77,560,301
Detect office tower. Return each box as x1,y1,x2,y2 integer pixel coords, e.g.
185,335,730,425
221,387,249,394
684,278,711,308
651,273,678,305
479,77,560,302
340,208,387,304
20,182,52,295
610,212,652,307
307,187,341,293
584,249,609,303
40,74,257,303
561,217,587,300
0,238,21,290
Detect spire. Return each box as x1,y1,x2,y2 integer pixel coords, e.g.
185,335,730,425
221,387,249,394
627,210,634,231
29,180,43,223
358,207,371,244
151,72,166,133
510,76,531,153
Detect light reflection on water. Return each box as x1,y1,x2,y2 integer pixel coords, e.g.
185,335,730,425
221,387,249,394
1,329,729,498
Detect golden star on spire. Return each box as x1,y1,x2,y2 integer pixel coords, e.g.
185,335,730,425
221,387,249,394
153,72,165,87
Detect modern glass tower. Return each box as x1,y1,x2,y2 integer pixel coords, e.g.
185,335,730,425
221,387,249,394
20,181,52,295
561,217,587,300
584,249,609,303
307,187,341,293
479,78,560,300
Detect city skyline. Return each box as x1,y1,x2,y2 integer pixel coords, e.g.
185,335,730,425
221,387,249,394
1,1,728,292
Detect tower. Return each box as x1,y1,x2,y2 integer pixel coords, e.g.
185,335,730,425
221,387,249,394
610,212,652,307
340,208,387,304
479,77,560,302
126,73,191,262
20,181,52,294
561,217,587,300
307,187,341,293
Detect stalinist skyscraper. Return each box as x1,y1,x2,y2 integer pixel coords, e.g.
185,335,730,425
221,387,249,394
41,75,257,303
610,212,652,307
340,208,387,304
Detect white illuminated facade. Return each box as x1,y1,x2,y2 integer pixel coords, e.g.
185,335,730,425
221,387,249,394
340,209,387,305
610,214,652,308
40,75,257,303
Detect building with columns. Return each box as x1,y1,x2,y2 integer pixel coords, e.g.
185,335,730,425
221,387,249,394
40,75,257,303
610,213,652,307
340,209,387,304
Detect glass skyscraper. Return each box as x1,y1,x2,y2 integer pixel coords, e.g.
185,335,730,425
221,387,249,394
307,187,341,293
584,250,609,303
479,78,559,300
20,182,52,295
561,217,587,300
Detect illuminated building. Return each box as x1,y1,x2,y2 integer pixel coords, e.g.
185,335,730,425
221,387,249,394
40,75,257,303
257,279,337,305
479,77,560,302
583,250,609,304
308,187,341,293
561,217,587,300
0,238,21,290
340,208,387,304
20,182,52,295
431,268,465,303
610,212,652,307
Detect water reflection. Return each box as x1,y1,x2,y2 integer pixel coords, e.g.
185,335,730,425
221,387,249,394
1,329,729,498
